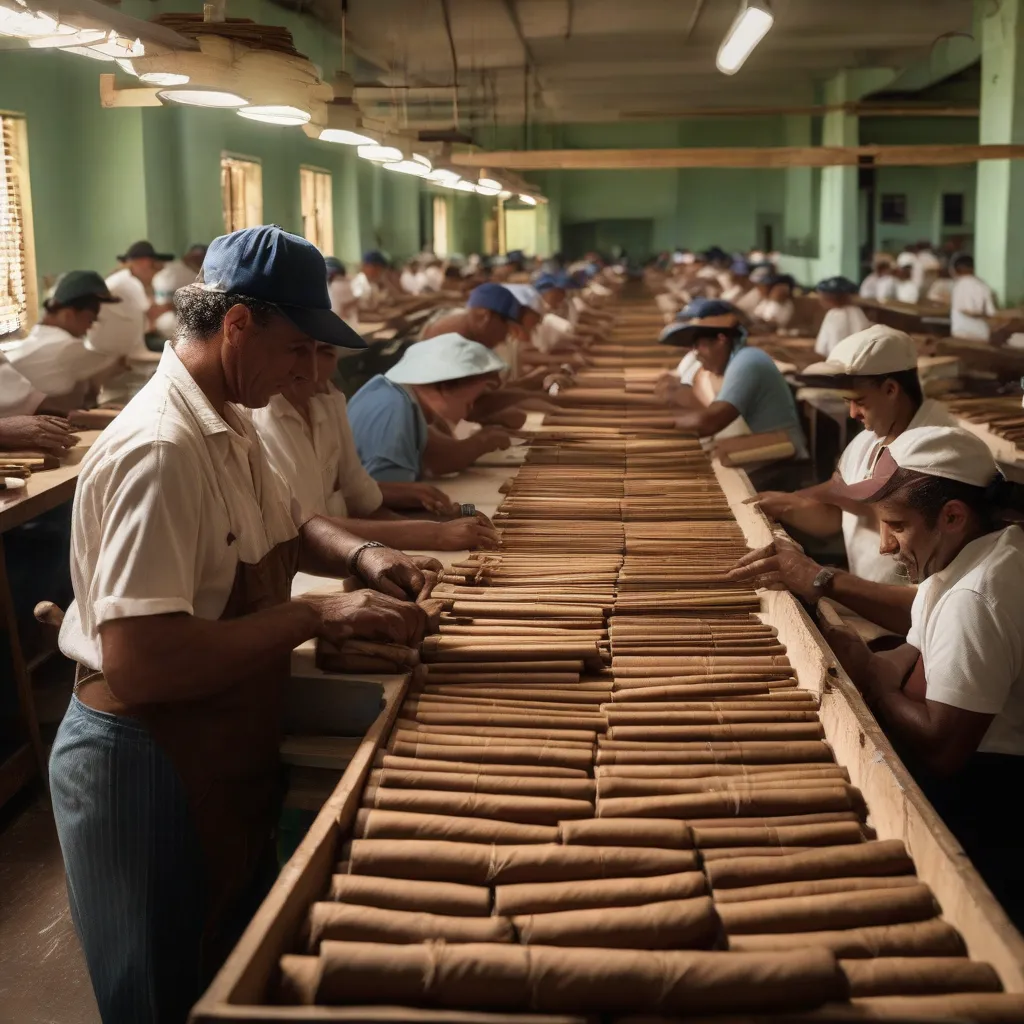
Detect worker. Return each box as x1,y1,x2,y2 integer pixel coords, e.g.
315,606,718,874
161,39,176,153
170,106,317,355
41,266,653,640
422,257,445,292
89,240,174,357
348,333,511,481
251,341,500,551
420,282,522,348
10,271,123,410
659,299,808,488
950,253,997,342
926,267,955,307
818,425,1024,929
735,266,769,316
400,258,427,295
860,259,898,303
49,226,430,1024
326,257,359,329
913,241,941,292
894,264,920,305
721,260,752,304
814,276,871,357
153,244,207,338
350,250,391,312
732,325,955,636
754,275,795,330
0,352,78,452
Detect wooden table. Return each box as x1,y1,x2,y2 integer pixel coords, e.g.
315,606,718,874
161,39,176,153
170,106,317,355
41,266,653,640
860,298,950,336
0,431,100,810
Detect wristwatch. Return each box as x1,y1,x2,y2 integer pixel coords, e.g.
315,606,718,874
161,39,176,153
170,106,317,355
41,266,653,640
348,540,385,576
812,567,837,600
459,503,477,518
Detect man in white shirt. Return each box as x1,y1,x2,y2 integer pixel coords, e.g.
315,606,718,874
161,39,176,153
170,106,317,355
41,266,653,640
152,244,207,339
753,275,795,330
48,226,430,1023
350,250,391,313
894,265,921,305
860,259,897,303
950,253,997,341
325,257,359,331
399,259,427,295
0,352,78,452
89,240,174,357
821,425,1024,929
733,325,955,636
11,270,122,408
813,277,871,357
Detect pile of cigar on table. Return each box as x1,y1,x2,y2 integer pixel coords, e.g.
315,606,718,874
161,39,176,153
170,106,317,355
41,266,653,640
278,300,1024,1022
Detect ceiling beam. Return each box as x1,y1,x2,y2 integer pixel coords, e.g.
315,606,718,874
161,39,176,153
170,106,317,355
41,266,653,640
450,144,1024,171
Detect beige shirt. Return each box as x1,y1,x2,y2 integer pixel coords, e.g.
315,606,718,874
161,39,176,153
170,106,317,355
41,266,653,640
249,386,382,524
951,274,997,341
59,345,300,671
88,267,150,357
11,324,116,396
0,351,44,417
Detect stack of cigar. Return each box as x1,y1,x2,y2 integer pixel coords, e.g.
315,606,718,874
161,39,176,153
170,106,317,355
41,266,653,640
275,296,1023,1021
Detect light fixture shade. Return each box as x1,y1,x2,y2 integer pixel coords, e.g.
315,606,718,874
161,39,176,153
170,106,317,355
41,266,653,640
158,88,248,108
478,177,502,190
519,194,538,206
358,144,403,162
0,6,62,38
450,180,478,192
29,28,106,48
87,33,144,59
63,45,115,61
475,184,501,197
383,159,432,177
139,71,190,86
320,128,375,146
238,105,311,126
428,168,461,184
716,0,774,75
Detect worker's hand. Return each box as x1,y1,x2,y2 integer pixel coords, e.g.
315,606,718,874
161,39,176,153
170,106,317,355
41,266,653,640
407,554,444,574
402,483,459,517
727,538,822,603
543,372,572,393
433,516,501,551
743,490,807,521
302,589,427,647
477,427,512,452
485,407,528,430
819,619,872,691
353,545,425,602
0,415,79,455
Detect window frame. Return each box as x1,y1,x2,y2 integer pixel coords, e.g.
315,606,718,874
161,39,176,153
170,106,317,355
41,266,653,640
299,165,334,254
879,193,908,226
220,153,263,234
0,111,37,337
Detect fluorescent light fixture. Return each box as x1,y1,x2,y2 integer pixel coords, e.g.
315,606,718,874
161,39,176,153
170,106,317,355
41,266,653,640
63,45,115,61
238,105,311,126
411,153,431,169
450,180,478,192
498,190,512,199
320,128,375,146
427,168,461,184
519,194,538,206
0,6,62,38
139,71,190,86
478,177,503,190
358,144,403,163
158,88,248,108
475,184,501,197
716,0,773,75
383,159,431,177
29,28,106,48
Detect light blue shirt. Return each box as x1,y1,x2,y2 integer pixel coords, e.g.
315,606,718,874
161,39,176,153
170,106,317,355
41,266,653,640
716,346,808,458
347,375,428,482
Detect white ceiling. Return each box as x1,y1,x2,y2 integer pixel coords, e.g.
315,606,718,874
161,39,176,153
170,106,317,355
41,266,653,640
323,0,977,128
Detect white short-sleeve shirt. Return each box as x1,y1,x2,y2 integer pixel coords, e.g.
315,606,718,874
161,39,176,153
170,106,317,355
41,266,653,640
10,324,117,396
815,305,871,357
837,399,957,584
951,275,997,341
534,313,573,354
0,352,44,417
59,345,300,672
248,387,382,524
754,298,794,328
87,268,149,357
907,526,1024,756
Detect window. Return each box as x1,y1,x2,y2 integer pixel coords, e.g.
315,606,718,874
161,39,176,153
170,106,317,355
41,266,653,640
942,192,965,227
220,155,262,233
432,195,449,257
880,194,907,225
0,115,36,337
300,167,333,254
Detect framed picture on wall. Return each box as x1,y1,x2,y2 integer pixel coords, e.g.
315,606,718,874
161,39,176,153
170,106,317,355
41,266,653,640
880,194,908,225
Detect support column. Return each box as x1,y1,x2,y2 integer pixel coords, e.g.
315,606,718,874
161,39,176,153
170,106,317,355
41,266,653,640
817,76,860,281
975,0,1024,305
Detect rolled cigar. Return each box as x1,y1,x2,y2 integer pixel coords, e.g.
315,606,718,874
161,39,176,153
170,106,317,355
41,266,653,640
371,768,595,800
494,870,707,916
604,709,820,725
328,873,490,916
611,682,775,702
713,875,922,906
687,811,863,829
422,638,601,659
693,822,865,849
390,740,593,770
598,775,853,799
707,840,915,889
365,786,593,827
413,712,606,732
597,763,847,781
606,723,825,742
450,602,605,618
393,727,595,746
702,846,814,861
599,785,864,821
596,741,833,766
279,941,846,1014
347,838,698,884
513,896,721,950
409,697,594,714
427,686,607,704
728,918,966,959
608,693,818,710
845,993,1024,1021
559,817,692,849
613,655,791,669
425,673,586,686
421,660,585,674
613,672,797,686
306,902,514,949
379,754,589,779
840,957,1002,998
355,808,560,844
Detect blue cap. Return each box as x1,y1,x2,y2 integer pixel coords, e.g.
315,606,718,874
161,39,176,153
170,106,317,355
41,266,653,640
324,256,345,276
198,226,365,349
467,282,522,321
816,276,858,295
506,249,525,263
534,271,572,293
658,298,741,347
731,259,751,276
362,250,389,267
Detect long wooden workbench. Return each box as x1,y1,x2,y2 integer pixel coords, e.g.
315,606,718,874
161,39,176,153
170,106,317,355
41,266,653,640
192,299,1024,1023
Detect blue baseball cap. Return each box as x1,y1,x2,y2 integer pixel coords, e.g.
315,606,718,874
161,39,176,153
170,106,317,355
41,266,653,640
467,282,522,321
534,271,572,293
198,226,365,349
362,250,389,267
659,298,742,347
816,276,858,295
324,256,345,276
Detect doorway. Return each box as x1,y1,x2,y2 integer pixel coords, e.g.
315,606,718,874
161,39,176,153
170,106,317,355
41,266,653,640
562,219,654,260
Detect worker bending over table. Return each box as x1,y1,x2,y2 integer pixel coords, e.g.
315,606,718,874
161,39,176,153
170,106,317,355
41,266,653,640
251,341,500,551
49,227,430,1024
348,333,510,482
813,276,870,357
657,299,809,490
733,325,955,636
820,425,1024,930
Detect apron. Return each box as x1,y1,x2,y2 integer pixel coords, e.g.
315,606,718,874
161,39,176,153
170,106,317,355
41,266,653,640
74,536,300,971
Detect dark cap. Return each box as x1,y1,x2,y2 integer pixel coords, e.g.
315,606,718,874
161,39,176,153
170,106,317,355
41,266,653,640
816,276,859,296
362,250,389,267
534,271,572,293
197,226,366,349
324,256,346,276
49,270,119,307
659,298,742,346
118,240,174,262
468,282,522,321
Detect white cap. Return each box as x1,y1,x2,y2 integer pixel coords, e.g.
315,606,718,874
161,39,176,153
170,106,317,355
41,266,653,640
504,283,544,314
386,333,507,386
801,324,917,379
896,252,917,268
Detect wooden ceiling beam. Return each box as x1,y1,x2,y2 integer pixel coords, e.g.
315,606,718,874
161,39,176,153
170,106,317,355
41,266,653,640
450,144,1023,171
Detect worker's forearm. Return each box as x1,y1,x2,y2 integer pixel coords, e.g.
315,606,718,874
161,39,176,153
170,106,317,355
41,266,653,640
100,602,318,704
829,573,915,635
337,517,441,549
423,432,493,476
776,499,842,539
298,514,370,576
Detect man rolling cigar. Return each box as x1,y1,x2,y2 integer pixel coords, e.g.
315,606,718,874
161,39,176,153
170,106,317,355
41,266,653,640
732,326,955,636
816,425,1024,929
49,227,430,1024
